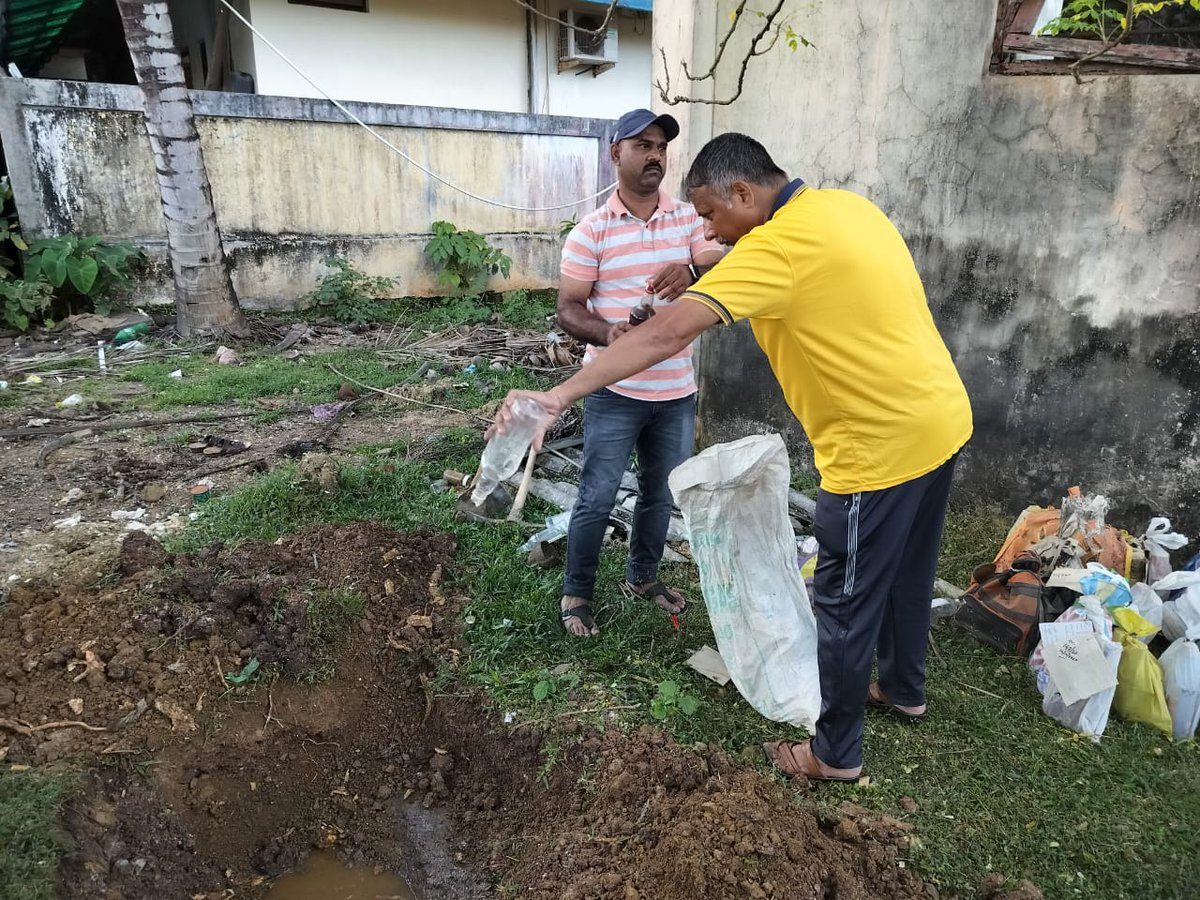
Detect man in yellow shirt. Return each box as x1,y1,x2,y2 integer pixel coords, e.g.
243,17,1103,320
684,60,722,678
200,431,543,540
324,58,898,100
493,133,972,782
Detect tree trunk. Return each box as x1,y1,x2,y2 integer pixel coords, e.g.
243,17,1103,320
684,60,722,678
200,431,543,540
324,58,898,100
116,0,249,339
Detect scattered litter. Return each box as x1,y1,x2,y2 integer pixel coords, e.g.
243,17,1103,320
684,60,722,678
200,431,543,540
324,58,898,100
190,485,212,504
213,345,241,365
114,340,148,352
189,434,250,456
53,513,82,529
57,393,84,408
519,511,571,553
311,401,349,420
503,711,517,724
930,597,961,619
23,375,43,385
225,658,261,685
27,418,51,427
0,381,8,390
68,698,84,715
113,322,150,344
60,487,85,505
97,341,107,375
110,508,147,521
686,645,732,686
168,369,183,379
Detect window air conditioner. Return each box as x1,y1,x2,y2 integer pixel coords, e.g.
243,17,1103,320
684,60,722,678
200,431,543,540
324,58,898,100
558,9,618,72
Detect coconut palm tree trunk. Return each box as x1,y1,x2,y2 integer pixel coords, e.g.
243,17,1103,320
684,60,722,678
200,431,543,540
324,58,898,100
116,0,249,338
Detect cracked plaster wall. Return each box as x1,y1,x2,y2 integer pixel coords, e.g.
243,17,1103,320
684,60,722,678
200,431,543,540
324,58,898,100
693,0,1200,534
0,79,613,308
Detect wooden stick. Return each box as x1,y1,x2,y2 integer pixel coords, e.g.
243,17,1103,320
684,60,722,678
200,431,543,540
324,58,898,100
325,364,489,424
0,410,256,440
0,717,107,735
36,428,94,468
507,450,538,522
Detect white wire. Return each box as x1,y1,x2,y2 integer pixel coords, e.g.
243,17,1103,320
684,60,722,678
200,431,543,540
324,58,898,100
216,0,616,213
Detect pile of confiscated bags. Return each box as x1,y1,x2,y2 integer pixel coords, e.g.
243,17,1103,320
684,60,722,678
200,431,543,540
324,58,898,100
954,486,1200,742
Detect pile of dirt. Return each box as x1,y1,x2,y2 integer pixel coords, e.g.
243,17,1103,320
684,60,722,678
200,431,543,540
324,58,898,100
1,521,1036,900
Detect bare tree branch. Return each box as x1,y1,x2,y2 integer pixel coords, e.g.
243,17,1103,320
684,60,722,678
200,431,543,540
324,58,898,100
681,0,751,82
509,0,620,38
655,0,792,107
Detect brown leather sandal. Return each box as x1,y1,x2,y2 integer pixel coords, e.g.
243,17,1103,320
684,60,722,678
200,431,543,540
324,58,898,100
762,739,862,783
866,682,927,724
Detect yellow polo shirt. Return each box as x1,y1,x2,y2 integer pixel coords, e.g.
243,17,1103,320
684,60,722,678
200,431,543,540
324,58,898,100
686,185,972,494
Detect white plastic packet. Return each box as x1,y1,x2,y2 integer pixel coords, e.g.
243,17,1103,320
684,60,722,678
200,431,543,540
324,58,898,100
1144,518,1188,584
669,434,821,729
1160,638,1200,739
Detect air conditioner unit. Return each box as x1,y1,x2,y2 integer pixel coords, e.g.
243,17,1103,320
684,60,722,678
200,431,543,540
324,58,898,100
558,9,618,72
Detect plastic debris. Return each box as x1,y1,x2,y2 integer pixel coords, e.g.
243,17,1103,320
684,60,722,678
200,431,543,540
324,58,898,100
57,393,84,408
53,514,82,529
110,508,147,521
168,369,183,379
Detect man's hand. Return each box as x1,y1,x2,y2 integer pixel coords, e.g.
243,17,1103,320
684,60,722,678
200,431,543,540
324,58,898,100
647,263,694,302
606,321,632,345
488,389,567,452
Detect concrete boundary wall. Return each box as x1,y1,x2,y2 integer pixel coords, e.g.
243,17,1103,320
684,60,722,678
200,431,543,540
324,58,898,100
0,78,617,306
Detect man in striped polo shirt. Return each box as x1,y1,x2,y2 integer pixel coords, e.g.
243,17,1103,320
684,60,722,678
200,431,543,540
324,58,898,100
555,108,724,637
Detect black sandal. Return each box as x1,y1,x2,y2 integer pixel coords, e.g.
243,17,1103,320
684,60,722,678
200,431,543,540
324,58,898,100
560,603,596,634
628,581,688,615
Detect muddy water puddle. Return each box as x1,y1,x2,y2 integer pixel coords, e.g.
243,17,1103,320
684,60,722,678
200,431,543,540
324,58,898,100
266,852,416,900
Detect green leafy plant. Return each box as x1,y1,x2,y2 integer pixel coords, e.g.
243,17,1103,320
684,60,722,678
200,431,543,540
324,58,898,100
23,234,145,315
1042,1,1200,44
532,667,581,702
558,217,578,238
0,276,54,332
649,679,700,721
423,221,512,296
0,176,28,279
301,256,395,325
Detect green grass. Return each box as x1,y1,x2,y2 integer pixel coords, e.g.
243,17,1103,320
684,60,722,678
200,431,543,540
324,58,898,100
169,449,1200,899
0,771,74,900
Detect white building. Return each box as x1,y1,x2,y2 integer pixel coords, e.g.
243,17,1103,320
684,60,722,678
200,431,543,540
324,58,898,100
173,0,653,118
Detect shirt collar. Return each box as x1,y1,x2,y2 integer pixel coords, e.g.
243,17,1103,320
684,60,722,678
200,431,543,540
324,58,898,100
769,178,807,218
607,189,677,219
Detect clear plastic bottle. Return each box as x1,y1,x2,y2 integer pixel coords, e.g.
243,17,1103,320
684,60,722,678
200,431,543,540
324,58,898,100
470,396,546,505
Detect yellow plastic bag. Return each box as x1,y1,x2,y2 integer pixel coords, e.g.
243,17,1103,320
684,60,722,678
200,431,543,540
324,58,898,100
1112,627,1173,735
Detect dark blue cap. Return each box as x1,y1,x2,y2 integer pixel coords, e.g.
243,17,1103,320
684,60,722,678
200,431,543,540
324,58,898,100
612,108,680,144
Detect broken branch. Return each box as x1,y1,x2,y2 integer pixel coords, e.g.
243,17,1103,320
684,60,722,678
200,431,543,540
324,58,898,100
0,717,107,735
325,364,489,424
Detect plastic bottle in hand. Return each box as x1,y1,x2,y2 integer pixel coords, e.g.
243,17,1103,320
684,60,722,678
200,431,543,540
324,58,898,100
470,396,546,505
629,290,656,326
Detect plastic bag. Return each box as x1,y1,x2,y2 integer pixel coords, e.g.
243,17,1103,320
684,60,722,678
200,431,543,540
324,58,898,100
796,535,819,598
1143,518,1188,584
1112,628,1173,735
669,434,821,729
1029,597,1113,696
1079,563,1132,610
1043,634,1122,741
1129,582,1163,642
518,511,571,553
1160,639,1200,739
1152,572,1200,641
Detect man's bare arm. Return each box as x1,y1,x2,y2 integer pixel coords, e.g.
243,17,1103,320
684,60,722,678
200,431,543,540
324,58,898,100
556,275,627,347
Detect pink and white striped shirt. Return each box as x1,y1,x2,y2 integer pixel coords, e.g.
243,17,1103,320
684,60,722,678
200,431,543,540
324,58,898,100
561,191,721,401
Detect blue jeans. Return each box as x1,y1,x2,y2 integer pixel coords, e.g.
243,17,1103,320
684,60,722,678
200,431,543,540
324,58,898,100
563,389,696,600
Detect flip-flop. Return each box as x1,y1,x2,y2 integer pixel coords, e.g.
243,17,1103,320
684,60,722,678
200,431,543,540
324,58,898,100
560,603,597,637
866,682,927,724
626,580,688,616
762,739,862,783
